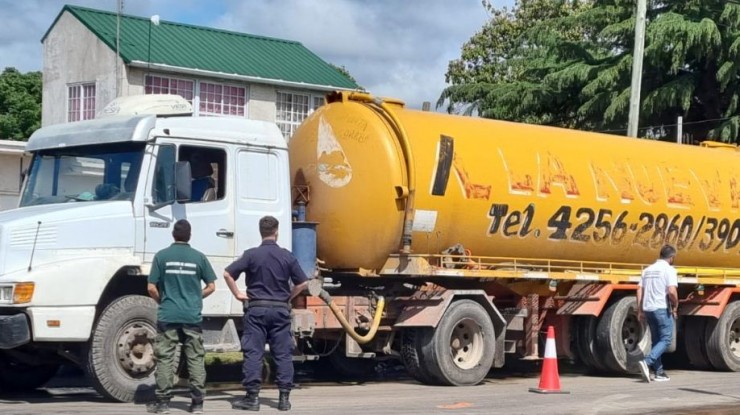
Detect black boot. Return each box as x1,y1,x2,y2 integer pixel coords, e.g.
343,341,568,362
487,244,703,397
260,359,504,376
232,389,260,411
278,390,291,411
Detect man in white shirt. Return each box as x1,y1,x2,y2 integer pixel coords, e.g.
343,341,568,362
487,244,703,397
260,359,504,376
636,245,679,382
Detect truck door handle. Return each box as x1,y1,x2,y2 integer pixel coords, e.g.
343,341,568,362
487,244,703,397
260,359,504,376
216,229,234,238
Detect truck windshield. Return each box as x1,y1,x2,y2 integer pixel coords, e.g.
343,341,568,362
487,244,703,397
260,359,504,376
20,142,146,207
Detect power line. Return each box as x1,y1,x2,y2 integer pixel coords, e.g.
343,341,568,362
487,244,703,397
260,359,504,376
598,116,737,134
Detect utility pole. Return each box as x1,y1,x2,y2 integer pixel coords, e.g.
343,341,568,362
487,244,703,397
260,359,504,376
148,15,160,73
627,0,647,137
676,116,683,144
116,0,123,97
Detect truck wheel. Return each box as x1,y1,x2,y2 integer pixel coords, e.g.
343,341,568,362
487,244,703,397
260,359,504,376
0,354,59,392
595,297,651,373
400,328,438,384
419,300,495,386
574,316,608,372
84,295,157,402
684,317,713,370
662,317,689,368
705,301,740,371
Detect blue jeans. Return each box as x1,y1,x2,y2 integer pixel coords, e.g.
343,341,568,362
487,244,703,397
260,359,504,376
644,308,673,374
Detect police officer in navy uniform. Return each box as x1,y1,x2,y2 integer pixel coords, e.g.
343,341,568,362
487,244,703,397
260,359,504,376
224,216,308,411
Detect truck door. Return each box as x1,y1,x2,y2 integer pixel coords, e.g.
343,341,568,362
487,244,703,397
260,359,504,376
231,147,291,314
144,141,235,315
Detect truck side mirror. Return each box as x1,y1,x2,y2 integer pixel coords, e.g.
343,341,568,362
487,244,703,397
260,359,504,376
175,161,192,202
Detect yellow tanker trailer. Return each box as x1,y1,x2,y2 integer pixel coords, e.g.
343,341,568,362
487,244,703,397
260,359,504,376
290,91,740,385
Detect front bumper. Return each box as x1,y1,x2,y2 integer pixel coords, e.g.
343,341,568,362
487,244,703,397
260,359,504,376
0,313,30,349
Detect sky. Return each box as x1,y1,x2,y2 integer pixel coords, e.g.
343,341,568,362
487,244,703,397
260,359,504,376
0,0,515,109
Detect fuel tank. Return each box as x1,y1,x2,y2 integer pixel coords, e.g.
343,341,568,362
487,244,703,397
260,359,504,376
289,91,740,271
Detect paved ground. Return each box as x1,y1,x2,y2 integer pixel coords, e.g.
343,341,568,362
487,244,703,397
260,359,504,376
1,367,740,414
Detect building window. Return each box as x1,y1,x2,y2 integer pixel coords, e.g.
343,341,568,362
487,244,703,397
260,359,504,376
276,92,308,139
68,83,96,122
145,75,248,117
199,82,247,117
276,91,325,140
145,75,195,102
312,96,325,112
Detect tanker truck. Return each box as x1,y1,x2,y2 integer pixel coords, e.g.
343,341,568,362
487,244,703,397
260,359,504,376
0,92,738,401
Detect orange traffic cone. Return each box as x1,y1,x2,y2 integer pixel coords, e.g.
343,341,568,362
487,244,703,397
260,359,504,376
529,325,569,394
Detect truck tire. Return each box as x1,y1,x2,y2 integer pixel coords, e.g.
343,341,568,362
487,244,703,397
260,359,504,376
0,354,59,392
662,317,689,368
705,301,740,371
400,328,438,384
419,300,495,386
574,316,608,372
84,295,158,402
595,297,651,373
684,317,713,370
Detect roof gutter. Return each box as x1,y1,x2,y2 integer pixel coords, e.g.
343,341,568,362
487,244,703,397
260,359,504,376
129,61,358,92
0,140,27,155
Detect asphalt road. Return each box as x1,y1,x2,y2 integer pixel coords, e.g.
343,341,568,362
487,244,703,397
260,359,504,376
2,365,740,414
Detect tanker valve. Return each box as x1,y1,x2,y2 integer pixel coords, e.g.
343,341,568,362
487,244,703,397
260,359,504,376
695,284,705,296
548,280,559,292
292,200,307,222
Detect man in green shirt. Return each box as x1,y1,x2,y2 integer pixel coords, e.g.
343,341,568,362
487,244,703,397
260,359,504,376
147,219,217,414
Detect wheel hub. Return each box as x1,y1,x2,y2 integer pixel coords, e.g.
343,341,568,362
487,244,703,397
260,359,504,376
449,318,484,370
116,322,156,377
729,319,740,359
622,314,641,352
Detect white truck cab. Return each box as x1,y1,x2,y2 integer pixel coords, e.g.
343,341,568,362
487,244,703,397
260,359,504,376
0,95,292,401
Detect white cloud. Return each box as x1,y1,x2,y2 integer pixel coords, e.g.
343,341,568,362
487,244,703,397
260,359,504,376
0,0,492,109
213,0,490,108
0,0,187,72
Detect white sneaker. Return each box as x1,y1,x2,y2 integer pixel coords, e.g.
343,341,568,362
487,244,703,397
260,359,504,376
638,360,651,383
653,373,670,382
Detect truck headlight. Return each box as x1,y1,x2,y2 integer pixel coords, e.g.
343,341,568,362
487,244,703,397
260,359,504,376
0,286,12,303
0,283,35,304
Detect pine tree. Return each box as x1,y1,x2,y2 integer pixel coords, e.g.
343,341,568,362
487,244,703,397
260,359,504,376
441,0,740,144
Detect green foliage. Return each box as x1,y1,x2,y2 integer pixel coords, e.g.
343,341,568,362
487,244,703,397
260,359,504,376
714,115,740,142
641,75,695,115
329,64,364,91
441,0,740,143
0,67,41,141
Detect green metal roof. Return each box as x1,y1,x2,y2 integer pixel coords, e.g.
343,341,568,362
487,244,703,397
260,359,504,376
43,5,359,90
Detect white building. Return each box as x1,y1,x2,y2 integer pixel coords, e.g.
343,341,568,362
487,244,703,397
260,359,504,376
41,5,358,139
0,140,30,210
